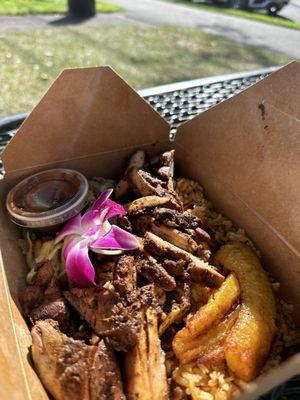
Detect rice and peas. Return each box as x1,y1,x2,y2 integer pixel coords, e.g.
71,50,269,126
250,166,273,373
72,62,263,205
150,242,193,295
172,178,300,400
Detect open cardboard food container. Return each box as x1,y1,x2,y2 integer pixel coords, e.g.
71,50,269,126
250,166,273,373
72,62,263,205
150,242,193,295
0,62,299,400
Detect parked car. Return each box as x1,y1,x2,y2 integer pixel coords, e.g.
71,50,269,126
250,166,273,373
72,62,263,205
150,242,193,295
234,0,289,14
192,0,289,14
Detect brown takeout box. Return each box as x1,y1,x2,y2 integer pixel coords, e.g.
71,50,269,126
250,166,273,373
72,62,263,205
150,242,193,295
0,62,299,400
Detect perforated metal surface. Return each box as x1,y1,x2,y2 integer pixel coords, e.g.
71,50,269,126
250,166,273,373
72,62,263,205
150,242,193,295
0,67,276,155
140,67,276,134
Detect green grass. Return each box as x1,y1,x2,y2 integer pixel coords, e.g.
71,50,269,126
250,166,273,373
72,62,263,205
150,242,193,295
0,0,123,15
0,25,291,117
166,0,300,30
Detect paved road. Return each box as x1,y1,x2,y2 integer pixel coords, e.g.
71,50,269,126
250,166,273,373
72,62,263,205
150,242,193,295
0,0,298,58
279,0,300,22
108,0,299,58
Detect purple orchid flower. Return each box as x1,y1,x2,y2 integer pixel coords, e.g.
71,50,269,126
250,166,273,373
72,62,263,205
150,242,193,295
56,189,139,287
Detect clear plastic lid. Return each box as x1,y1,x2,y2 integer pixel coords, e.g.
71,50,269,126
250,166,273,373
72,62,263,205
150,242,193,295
6,169,89,229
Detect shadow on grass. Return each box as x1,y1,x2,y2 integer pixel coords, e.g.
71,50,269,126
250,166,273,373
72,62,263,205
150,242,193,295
49,14,95,26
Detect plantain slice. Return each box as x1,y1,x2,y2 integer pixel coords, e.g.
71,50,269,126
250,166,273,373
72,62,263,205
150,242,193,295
176,306,240,365
215,243,276,382
124,308,168,400
173,274,240,361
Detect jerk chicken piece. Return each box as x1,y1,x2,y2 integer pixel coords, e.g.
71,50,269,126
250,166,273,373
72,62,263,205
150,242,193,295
135,254,176,292
19,261,75,335
195,227,212,244
157,150,175,184
153,207,202,230
124,308,168,400
156,150,183,205
150,223,199,254
144,232,224,288
132,214,199,254
127,167,166,197
31,320,125,400
159,283,191,336
115,215,132,232
29,293,75,335
18,261,56,316
115,150,146,199
31,260,55,287
64,287,140,351
30,299,68,324
162,259,186,277
113,255,137,303
18,285,43,315
125,196,174,215
90,339,126,400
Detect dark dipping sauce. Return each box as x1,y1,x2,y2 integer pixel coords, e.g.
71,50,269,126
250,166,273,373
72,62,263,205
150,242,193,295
6,169,88,230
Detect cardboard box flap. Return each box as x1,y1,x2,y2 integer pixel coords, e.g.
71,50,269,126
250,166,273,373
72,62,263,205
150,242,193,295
1,66,170,176
240,354,300,400
175,62,300,305
237,60,300,120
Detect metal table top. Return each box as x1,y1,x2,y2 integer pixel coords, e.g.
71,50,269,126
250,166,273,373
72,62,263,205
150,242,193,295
0,66,277,153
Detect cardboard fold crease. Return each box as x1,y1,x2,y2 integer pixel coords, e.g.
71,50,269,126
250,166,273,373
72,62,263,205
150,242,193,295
0,62,299,400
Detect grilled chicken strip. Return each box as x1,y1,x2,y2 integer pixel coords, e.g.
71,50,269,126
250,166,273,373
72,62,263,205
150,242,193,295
144,232,224,288
64,287,139,351
127,167,165,197
136,254,176,291
195,227,212,243
31,320,125,400
157,150,174,180
125,195,173,214
153,208,201,229
115,150,146,198
124,308,168,400
150,223,199,254
159,283,191,336
157,150,175,191
113,255,137,303
162,259,186,277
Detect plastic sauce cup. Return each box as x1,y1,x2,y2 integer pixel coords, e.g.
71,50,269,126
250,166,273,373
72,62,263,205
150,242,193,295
6,169,89,232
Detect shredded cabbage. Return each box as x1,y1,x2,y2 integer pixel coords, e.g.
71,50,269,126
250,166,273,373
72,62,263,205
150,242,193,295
19,231,66,284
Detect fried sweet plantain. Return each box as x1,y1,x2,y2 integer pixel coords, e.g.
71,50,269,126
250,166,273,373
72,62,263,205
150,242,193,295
176,306,240,365
215,243,276,382
173,274,240,361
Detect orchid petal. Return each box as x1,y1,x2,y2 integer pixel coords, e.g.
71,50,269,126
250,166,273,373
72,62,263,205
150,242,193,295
81,209,101,231
90,225,139,251
83,225,101,238
91,248,124,256
66,239,96,287
63,236,79,260
83,219,111,239
102,199,127,220
91,189,113,211
55,214,82,242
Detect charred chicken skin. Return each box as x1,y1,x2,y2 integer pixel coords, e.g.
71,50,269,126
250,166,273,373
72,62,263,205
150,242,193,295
31,320,125,400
